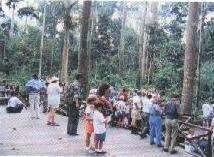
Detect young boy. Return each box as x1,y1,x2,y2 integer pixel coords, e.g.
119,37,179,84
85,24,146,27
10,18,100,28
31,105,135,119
85,96,97,153
93,100,110,154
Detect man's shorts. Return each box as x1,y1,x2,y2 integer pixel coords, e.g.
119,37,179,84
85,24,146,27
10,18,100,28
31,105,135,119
94,132,106,142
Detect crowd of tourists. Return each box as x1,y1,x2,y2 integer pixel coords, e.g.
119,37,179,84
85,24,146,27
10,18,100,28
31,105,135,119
5,73,214,155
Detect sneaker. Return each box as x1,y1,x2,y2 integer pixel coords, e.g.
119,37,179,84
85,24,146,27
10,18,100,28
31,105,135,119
47,122,51,125
51,122,60,126
70,133,79,136
150,142,155,145
88,149,95,154
85,147,90,151
163,148,169,152
170,150,178,154
157,144,163,148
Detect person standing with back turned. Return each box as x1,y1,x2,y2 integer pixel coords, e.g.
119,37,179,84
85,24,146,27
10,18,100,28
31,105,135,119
66,74,83,136
163,95,181,154
26,74,43,119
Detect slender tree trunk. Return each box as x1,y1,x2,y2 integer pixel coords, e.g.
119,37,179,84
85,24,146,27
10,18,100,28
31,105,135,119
38,3,46,78
181,2,199,115
61,28,69,85
87,1,96,90
146,2,158,84
9,3,15,37
196,2,205,108
118,1,127,74
60,1,77,85
78,0,92,98
139,2,148,82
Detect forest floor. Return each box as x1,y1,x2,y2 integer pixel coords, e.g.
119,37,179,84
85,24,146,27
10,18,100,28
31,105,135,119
0,106,191,157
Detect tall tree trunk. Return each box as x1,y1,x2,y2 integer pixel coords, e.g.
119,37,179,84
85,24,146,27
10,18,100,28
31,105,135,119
181,2,199,115
78,0,92,98
118,1,127,74
38,3,46,78
146,2,158,84
9,3,15,37
141,2,158,83
139,2,148,83
87,1,96,89
61,28,69,85
60,4,71,85
196,3,205,108
60,1,77,85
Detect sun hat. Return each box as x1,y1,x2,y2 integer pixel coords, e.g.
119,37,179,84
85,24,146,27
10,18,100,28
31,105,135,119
51,76,59,83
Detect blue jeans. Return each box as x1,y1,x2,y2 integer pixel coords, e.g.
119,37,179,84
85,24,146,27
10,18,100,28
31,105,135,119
149,115,162,145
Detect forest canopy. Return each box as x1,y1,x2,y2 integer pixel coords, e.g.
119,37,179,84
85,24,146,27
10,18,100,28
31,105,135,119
0,1,214,114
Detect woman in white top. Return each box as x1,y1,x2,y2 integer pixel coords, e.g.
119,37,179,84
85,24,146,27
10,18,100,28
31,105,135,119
47,77,62,126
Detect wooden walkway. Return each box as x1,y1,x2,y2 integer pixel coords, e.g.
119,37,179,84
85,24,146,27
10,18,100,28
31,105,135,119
0,106,191,156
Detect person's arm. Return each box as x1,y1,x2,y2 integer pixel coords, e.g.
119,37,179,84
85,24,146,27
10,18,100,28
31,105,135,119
176,103,181,117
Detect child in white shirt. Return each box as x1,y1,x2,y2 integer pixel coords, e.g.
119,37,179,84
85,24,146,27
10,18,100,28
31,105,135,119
93,100,110,154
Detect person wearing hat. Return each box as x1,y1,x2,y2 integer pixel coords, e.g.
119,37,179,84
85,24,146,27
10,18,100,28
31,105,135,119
47,77,62,126
66,74,83,136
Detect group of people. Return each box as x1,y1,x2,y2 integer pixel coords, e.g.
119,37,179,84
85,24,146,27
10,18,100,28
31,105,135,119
5,73,214,155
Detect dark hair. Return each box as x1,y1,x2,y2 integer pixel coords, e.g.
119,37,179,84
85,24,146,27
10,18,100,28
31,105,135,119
171,94,179,99
76,74,83,80
97,83,110,96
147,94,152,99
87,97,97,104
32,74,38,80
94,100,103,109
122,88,126,92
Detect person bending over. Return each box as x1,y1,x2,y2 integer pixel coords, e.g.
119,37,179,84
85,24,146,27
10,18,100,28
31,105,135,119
6,92,25,113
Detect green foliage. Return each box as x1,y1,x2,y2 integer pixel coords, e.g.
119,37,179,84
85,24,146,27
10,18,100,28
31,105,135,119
0,1,214,108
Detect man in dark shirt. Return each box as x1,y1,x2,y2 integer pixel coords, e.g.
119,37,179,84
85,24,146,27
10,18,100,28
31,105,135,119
163,95,181,154
66,74,83,136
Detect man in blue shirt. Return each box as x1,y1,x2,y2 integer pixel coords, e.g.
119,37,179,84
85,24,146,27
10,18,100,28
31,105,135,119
26,74,43,119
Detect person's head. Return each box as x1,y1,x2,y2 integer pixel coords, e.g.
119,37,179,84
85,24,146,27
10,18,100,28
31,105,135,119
94,100,103,112
87,96,97,105
152,96,160,104
171,94,179,101
136,90,141,96
32,74,39,80
11,91,17,97
97,83,110,97
171,94,180,104
118,95,125,101
141,89,147,96
147,94,152,100
122,88,126,92
76,73,83,82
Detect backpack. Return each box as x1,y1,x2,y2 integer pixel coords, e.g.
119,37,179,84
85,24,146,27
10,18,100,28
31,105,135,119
164,101,178,119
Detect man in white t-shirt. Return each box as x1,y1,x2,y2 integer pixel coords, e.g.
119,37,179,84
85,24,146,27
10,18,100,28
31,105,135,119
93,101,110,154
140,91,153,139
6,92,24,113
